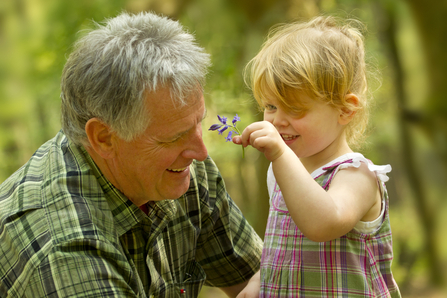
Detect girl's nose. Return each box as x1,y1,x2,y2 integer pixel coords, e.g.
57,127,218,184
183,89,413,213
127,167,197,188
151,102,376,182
271,109,289,128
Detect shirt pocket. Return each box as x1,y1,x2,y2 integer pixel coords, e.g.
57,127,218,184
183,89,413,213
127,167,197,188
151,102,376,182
172,260,206,297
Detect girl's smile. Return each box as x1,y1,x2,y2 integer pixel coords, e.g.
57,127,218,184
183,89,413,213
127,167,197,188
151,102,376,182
280,134,299,145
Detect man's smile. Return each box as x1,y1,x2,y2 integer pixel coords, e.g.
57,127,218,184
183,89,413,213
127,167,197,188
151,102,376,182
167,166,189,173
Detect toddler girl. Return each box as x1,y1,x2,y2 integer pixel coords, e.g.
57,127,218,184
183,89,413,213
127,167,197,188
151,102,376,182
234,16,401,297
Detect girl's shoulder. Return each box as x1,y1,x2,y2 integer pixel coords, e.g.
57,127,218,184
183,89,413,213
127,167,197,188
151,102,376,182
311,152,391,184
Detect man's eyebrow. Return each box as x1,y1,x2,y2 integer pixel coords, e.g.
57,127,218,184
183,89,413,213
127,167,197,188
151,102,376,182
171,128,190,140
166,108,207,141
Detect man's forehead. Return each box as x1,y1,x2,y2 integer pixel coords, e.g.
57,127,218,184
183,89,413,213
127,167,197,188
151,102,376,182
146,90,205,129
146,86,204,108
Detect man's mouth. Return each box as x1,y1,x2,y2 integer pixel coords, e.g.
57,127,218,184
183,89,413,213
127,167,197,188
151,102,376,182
281,134,298,141
167,166,188,173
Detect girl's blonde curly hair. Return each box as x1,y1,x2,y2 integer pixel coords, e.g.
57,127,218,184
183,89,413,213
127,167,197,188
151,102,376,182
245,15,372,149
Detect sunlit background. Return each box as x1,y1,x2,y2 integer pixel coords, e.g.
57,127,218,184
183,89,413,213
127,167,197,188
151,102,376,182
1,0,446,297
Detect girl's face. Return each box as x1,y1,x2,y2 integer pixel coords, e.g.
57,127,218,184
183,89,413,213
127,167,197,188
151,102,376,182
263,91,350,166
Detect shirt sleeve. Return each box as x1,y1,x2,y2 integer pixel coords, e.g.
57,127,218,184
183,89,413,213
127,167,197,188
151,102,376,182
25,238,142,298
194,157,263,288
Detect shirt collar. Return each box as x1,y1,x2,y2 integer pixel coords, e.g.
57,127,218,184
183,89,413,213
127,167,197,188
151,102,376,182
77,143,179,236
77,144,146,236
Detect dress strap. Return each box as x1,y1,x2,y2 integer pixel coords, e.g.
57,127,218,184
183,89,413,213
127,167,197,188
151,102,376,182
316,159,354,190
314,154,392,191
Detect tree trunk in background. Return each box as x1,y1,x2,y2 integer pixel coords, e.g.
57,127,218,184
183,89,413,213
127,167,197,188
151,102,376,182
403,0,447,287
404,1,447,169
374,0,445,287
403,0,447,188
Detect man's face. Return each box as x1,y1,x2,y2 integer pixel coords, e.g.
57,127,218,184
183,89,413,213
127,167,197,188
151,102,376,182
108,87,208,205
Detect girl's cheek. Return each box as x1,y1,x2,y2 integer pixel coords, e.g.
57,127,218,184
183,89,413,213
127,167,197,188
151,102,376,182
263,113,273,123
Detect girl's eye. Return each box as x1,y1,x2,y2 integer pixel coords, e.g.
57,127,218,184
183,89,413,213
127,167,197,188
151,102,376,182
290,107,307,118
264,104,277,111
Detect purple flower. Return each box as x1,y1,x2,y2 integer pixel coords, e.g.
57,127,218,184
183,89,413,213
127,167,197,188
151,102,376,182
218,125,228,135
232,114,241,126
209,114,245,158
217,115,227,125
225,130,234,142
209,124,222,131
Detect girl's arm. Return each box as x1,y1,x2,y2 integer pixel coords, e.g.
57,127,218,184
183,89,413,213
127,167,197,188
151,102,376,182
234,121,381,242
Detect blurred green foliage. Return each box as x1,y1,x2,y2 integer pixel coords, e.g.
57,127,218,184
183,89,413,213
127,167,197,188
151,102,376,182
0,0,446,296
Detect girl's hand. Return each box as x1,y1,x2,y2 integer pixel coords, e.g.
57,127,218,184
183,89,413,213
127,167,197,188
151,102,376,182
233,121,286,162
235,271,260,298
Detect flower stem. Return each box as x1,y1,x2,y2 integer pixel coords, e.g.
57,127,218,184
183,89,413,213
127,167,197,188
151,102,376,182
234,127,245,158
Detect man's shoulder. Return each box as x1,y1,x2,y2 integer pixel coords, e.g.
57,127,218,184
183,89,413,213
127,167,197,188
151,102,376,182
2,130,63,179
0,130,112,244
0,133,60,208
0,131,116,291
0,131,82,205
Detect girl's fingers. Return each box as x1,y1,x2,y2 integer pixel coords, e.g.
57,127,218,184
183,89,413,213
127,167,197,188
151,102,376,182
248,129,269,148
234,121,280,150
240,121,272,146
237,121,286,161
232,135,242,145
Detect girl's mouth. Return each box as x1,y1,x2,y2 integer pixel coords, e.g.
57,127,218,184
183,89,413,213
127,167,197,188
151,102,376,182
281,134,298,141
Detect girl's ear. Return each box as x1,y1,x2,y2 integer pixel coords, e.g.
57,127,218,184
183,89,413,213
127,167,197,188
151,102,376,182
85,118,116,159
338,93,359,125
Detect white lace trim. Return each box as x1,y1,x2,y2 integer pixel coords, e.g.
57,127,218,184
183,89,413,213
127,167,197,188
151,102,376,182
311,152,392,183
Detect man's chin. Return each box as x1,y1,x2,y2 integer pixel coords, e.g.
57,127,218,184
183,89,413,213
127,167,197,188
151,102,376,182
169,184,190,200
158,176,191,200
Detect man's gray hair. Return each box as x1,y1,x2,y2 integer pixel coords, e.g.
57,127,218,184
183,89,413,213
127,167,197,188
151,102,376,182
60,11,211,145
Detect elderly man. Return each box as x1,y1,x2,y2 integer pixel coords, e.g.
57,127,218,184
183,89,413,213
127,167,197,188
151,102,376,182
0,12,262,298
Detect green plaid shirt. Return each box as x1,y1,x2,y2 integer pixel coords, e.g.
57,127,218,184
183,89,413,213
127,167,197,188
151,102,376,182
0,130,262,298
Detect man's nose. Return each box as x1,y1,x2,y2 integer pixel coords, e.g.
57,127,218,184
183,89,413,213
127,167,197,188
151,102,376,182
183,125,208,161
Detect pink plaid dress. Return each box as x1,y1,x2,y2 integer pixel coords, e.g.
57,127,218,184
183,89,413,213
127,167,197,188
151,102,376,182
260,153,401,297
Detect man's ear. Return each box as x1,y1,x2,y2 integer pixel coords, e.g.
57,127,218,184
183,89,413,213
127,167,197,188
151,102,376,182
338,93,359,125
85,118,115,159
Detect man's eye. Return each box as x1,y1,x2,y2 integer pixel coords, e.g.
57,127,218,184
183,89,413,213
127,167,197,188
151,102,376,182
168,136,182,143
161,136,181,145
